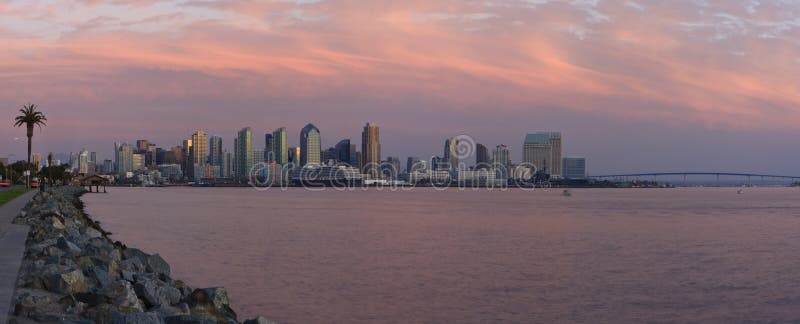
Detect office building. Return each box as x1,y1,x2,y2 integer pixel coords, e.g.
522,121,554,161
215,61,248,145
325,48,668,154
223,151,232,178
493,145,511,178
288,147,300,164
444,137,460,175
300,123,321,166
523,132,562,177
264,133,274,162
476,143,489,167
236,127,253,179
78,150,89,174
209,135,223,167
115,143,134,178
132,153,145,171
406,157,426,173
272,127,288,165
32,153,42,172
562,157,586,180
361,123,381,177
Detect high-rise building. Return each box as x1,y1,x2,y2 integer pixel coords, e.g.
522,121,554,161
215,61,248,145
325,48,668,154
476,143,489,167
78,150,89,174
251,148,265,166
209,135,223,167
300,123,321,166
146,144,157,168
31,153,41,172
335,139,356,166
272,127,288,165
115,143,134,178
264,133,274,163
90,152,97,164
236,127,253,179
493,145,510,168
406,157,426,173
562,157,586,180
132,153,145,171
103,160,113,174
69,152,78,172
182,139,192,179
383,156,401,179
443,137,460,175
136,140,150,152
223,151,232,178
287,147,300,164
361,123,380,177
523,132,562,177
189,131,208,181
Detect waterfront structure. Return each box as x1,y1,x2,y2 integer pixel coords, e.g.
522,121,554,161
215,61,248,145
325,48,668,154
361,123,381,178
158,164,183,180
236,127,253,179
523,132,562,177
272,127,288,165
457,169,496,185
209,135,223,167
300,123,321,166
562,157,586,180
264,133,274,162
476,143,489,167
291,164,363,184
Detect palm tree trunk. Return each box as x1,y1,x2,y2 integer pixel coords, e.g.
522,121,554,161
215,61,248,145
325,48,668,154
27,125,32,189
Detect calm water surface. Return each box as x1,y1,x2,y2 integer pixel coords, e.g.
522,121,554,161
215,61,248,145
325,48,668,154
83,187,800,323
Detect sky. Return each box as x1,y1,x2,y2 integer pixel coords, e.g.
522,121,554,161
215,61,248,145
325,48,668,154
1,0,799,174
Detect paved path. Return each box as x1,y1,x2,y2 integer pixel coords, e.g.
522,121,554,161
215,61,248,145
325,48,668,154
0,190,36,324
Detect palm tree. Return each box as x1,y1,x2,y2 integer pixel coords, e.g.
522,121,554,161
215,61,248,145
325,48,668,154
14,104,47,188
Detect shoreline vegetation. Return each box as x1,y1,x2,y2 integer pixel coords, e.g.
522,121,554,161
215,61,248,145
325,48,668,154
9,186,272,324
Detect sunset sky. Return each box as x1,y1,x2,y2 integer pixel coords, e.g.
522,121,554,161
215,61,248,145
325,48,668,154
1,0,799,174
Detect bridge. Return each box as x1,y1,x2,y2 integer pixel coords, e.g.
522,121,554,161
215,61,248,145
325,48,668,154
588,172,800,183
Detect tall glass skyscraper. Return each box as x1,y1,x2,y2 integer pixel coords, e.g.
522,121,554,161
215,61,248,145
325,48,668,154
361,123,380,178
272,127,288,165
264,133,274,163
209,135,223,167
236,127,253,179
300,123,321,166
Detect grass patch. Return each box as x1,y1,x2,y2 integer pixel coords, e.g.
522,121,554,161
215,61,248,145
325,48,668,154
0,188,33,207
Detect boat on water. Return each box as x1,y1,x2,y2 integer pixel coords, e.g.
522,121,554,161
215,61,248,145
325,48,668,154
562,189,572,197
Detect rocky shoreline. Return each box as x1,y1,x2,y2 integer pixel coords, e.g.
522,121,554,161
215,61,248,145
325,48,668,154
8,186,272,324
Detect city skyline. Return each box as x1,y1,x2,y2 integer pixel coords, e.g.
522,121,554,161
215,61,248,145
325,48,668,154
2,1,800,175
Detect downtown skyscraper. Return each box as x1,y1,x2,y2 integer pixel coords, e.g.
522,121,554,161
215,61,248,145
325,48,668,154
523,132,562,177
272,127,288,165
209,135,223,168
236,127,253,179
190,130,208,180
300,123,321,166
361,122,380,177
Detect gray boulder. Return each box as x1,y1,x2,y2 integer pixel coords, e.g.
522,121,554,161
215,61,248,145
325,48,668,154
44,268,88,294
57,237,82,256
105,280,144,313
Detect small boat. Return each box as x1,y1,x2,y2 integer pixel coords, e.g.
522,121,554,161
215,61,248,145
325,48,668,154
737,189,744,194
562,189,572,197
